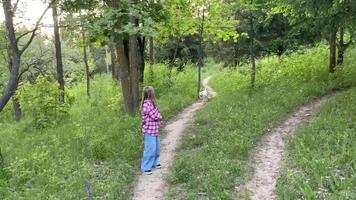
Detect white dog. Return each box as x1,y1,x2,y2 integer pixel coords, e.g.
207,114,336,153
199,88,208,100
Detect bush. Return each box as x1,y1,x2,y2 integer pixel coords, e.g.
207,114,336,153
17,76,70,128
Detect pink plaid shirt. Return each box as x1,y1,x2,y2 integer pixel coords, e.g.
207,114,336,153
141,100,162,136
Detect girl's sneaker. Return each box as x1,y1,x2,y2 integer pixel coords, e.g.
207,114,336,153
153,164,161,169
143,170,152,175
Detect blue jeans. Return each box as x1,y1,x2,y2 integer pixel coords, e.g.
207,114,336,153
141,133,160,172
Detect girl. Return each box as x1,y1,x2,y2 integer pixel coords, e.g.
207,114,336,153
140,86,162,175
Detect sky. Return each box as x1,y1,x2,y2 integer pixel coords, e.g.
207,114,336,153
0,0,54,35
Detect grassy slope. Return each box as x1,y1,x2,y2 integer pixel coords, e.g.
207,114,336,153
277,88,356,200
166,45,356,199
0,65,196,199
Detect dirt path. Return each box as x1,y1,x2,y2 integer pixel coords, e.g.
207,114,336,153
133,77,216,200
237,93,340,200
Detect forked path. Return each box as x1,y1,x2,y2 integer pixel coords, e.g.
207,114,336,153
237,92,342,200
133,77,217,200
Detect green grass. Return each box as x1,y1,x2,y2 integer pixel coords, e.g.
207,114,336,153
166,44,356,199
0,64,196,199
276,88,356,200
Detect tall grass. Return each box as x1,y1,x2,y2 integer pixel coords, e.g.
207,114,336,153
277,88,356,200
0,64,196,199
166,44,356,199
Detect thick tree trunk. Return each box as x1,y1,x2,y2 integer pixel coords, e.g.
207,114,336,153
0,0,21,112
116,37,133,112
249,15,256,88
12,96,21,121
111,0,141,114
52,4,65,102
82,31,91,97
111,0,133,113
329,26,337,73
128,7,140,111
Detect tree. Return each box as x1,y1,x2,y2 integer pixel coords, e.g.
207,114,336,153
0,0,51,114
274,0,356,72
0,146,3,164
248,13,256,88
157,0,237,95
81,25,91,97
52,2,65,102
97,0,164,113
337,27,354,65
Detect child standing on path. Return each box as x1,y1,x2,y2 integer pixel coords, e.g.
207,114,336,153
140,86,163,175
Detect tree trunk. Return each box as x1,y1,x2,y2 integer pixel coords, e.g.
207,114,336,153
249,14,256,88
149,37,154,65
0,0,21,112
111,0,141,114
111,0,133,113
12,96,21,121
337,28,344,65
234,40,239,69
233,12,239,69
128,4,140,111
0,146,3,164
329,25,337,73
172,37,180,65
116,37,133,112
149,37,154,82
112,0,133,113
82,31,90,97
109,41,119,80
105,45,110,73
138,36,145,83
197,8,205,97
52,4,65,102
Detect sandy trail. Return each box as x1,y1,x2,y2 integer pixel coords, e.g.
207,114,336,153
236,93,340,200
133,77,216,200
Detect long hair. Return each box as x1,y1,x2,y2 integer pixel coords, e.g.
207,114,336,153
141,86,157,110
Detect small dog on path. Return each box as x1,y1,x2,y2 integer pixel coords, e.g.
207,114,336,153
199,88,209,101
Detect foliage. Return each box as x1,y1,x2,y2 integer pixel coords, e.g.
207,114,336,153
166,45,356,199
273,0,356,31
154,0,238,66
277,88,356,199
16,76,70,128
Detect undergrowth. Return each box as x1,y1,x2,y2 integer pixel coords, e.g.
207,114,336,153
0,64,196,199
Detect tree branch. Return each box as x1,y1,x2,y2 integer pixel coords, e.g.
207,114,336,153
19,1,53,55
17,55,47,81
17,65,30,81
13,0,21,13
33,66,46,76
16,30,34,43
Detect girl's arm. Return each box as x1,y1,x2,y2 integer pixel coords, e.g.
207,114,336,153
143,102,162,121
148,106,162,121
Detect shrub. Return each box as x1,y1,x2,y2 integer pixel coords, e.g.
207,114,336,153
17,76,70,128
